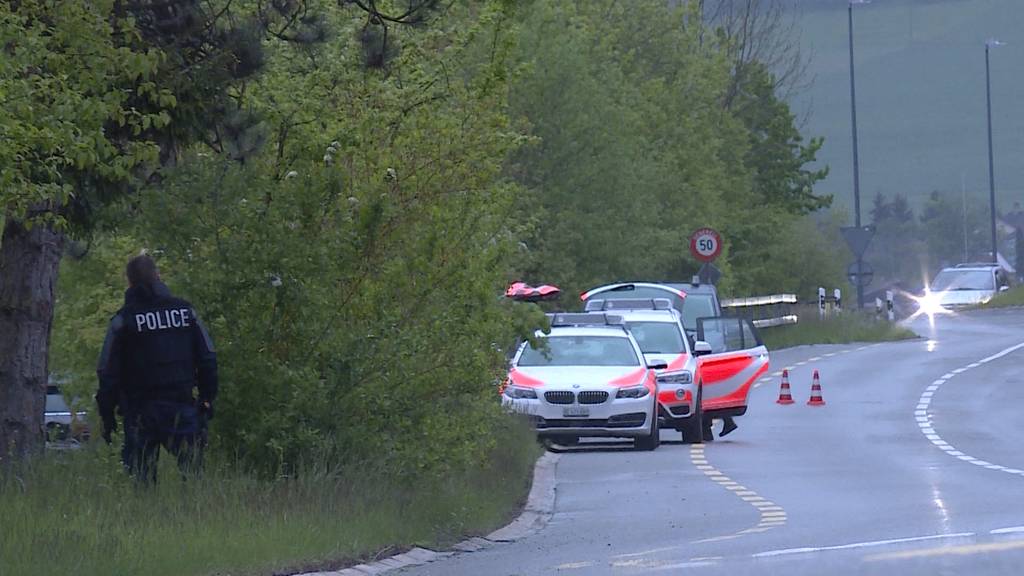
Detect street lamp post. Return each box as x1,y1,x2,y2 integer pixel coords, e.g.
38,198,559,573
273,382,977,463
848,0,867,308
985,39,1003,265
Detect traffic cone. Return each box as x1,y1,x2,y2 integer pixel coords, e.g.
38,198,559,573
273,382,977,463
776,370,795,405
807,370,826,406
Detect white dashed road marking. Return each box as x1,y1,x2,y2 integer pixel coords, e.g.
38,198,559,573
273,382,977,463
914,341,1024,477
752,532,976,558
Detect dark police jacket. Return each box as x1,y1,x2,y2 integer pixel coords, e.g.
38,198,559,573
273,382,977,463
96,282,218,421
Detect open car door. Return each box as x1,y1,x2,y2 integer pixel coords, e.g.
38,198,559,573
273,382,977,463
695,317,770,417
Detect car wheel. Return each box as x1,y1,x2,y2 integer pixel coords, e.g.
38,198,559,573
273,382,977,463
634,403,660,451
681,385,704,444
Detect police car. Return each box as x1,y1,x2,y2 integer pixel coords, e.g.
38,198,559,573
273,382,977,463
503,313,664,450
584,298,704,443
581,280,722,338
582,282,769,439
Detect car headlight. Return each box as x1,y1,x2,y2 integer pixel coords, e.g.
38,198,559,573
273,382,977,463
504,386,538,399
616,386,650,399
657,370,692,385
915,290,947,316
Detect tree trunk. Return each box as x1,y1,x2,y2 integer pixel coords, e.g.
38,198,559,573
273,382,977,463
0,219,64,462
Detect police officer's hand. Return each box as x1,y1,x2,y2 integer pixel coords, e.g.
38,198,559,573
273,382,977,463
101,419,117,444
199,400,214,422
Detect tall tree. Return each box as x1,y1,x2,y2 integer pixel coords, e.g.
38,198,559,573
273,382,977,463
0,1,164,460
0,0,276,459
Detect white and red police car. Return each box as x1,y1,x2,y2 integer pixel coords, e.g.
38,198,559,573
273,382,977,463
582,284,769,440
584,298,704,442
502,313,665,450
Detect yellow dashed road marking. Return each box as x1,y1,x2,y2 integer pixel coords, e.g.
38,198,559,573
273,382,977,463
865,539,1024,562
688,444,787,542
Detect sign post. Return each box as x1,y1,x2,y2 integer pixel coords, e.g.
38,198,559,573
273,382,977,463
846,261,874,289
841,225,876,309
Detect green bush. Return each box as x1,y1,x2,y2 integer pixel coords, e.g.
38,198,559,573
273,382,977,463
48,0,545,479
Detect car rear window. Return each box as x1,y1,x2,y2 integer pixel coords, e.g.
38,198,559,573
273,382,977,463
627,321,686,354
519,336,640,367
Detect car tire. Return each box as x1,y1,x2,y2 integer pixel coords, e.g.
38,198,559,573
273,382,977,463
681,385,704,444
634,403,660,451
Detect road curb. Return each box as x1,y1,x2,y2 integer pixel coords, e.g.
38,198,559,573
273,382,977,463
296,451,560,576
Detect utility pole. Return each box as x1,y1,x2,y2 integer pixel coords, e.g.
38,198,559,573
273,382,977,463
849,1,865,308
985,40,1002,265
962,172,969,263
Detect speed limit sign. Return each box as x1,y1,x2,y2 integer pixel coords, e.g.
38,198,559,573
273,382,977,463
689,228,722,263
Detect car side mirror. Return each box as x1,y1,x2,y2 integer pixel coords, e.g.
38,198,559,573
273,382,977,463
693,341,713,357
647,360,669,370
1000,285,1010,293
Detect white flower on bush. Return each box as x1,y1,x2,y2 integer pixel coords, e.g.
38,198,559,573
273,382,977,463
285,171,298,180
384,167,397,182
270,275,283,288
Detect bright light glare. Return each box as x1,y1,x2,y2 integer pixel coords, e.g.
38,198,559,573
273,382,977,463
907,289,954,328
915,291,947,316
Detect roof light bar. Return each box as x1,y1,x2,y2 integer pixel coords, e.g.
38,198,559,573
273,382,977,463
547,313,626,328
584,298,673,312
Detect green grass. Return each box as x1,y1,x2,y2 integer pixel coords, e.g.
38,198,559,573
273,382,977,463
0,420,541,576
980,286,1024,308
760,307,917,350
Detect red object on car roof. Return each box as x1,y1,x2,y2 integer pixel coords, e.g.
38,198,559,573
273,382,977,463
505,281,561,302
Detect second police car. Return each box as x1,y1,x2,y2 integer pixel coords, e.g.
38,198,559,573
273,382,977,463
582,282,769,440
584,298,705,443
502,313,665,450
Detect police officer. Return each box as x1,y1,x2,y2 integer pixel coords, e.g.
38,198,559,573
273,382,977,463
95,255,218,482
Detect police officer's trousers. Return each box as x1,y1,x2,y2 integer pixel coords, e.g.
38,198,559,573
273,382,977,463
122,400,205,483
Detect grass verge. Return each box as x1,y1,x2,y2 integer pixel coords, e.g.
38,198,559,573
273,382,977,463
980,286,1024,308
760,308,917,351
0,417,541,576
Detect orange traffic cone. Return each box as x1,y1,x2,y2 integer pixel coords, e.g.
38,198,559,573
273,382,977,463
807,370,826,406
776,370,795,405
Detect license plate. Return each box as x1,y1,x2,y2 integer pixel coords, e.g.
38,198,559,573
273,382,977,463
563,406,590,418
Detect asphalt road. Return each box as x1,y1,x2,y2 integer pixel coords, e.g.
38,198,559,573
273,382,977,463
399,308,1024,576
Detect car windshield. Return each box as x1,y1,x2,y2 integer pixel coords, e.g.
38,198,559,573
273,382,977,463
931,270,995,291
627,321,686,354
681,294,717,331
518,336,640,367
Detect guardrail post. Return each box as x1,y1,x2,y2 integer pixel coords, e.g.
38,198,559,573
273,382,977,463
834,289,842,313
875,297,883,316
886,290,895,321
818,287,826,319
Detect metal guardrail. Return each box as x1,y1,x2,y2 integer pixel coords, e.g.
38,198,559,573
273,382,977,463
720,294,798,308
751,315,800,328
721,294,799,328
